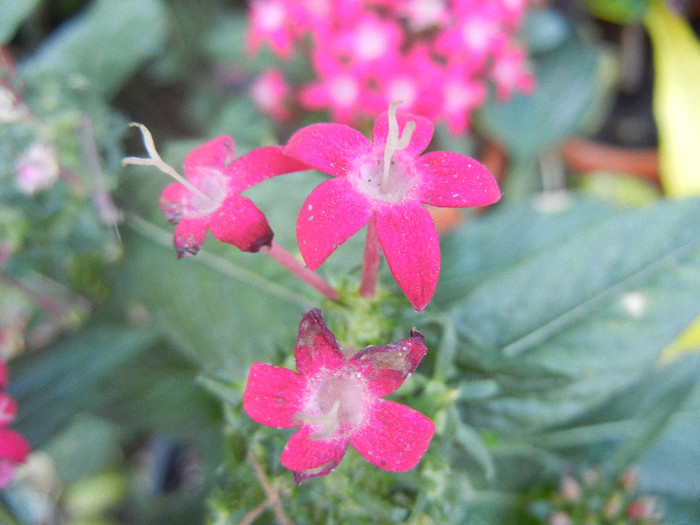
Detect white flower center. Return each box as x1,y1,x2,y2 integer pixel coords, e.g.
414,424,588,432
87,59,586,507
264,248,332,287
349,102,418,204
184,169,227,216
296,374,369,440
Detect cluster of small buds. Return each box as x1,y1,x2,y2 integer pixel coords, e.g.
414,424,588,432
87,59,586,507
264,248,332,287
530,466,666,525
246,0,538,134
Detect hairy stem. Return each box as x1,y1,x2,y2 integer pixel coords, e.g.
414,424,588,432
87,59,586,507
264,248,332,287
359,216,381,299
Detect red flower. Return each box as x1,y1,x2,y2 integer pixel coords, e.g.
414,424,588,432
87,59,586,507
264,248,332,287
0,360,30,488
243,309,435,483
159,136,307,258
285,103,500,310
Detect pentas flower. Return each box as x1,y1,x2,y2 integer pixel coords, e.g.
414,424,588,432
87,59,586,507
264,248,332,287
0,360,30,488
243,309,434,483
285,103,501,310
152,132,307,258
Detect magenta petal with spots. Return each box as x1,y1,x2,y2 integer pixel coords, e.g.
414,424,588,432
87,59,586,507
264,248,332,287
294,309,345,376
0,427,30,488
418,151,501,207
351,400,435,472
297,178,373,270
226,146,310,193
284,104,500,311
208,195,273,252
350,329,428,397
286,123,373,177
243,362,306,428
172,216,209,258
243,309,433,482
159,136,306,257
375,203,440,311
281,426,348,483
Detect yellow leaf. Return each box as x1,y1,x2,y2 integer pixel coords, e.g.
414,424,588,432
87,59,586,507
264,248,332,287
659,314,700,364
645,0,700,196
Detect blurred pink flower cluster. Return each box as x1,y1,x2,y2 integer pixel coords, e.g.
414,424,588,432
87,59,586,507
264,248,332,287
247,0,538,133
0,359,30,488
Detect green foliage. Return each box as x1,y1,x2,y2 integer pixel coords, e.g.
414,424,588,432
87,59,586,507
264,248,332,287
584,0,651,23
20,0,167,98
0,0,42,44
3,1,700,524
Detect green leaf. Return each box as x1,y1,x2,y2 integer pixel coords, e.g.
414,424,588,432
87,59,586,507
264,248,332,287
585,0,651,23
477,31,613,158
20,0,167,97
8,325,157,446
0,0,41,44
445,198,700,431
109,216,315,375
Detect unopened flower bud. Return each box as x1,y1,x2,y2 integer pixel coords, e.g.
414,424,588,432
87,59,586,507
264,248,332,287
619,467,640,491
559,475,582,502
627,497,656,520
549,511,572,525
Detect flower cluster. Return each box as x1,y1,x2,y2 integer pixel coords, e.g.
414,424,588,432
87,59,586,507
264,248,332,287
134,104,499,310
0,360,30,488
243,309,434,482
247,0,538,133
130,100,500,481
529,466,666,525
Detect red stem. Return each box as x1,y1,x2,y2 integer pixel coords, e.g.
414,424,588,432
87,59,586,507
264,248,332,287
359,216,381,299
263,242,339,301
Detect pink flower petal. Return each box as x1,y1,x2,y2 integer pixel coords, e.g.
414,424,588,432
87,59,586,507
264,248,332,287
295,309,345,377
418,152,501,207
0,392,18,426
173,217,209,258
243,362,306,428
350,329,428,397
375,203,440,311
297,178,373,270
351,400,435,472
226,146,309,194
159,182,189,223
183,136,236,186
208,195,273,252
0,427,30,464
285,123,372,177
281,425,348,482
0,361,7,389
371,110,434,158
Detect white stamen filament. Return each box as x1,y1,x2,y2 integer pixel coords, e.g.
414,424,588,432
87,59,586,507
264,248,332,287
380,101,416,193
122,123,215,206
295,399,341,441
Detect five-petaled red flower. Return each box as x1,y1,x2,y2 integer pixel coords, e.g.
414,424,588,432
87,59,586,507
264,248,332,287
285,104,500,311
243,309,435,483
160,136,307,258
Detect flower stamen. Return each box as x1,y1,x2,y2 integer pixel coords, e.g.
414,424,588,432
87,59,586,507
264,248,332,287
122,123,216,206
380,101,416,193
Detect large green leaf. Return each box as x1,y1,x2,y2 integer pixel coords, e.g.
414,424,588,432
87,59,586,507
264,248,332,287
477,30,611,158
8,325,157,446
442,198,700,431
0,0,41,44
20,0,167,97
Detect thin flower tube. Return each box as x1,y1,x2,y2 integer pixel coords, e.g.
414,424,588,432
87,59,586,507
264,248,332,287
243,308,435,483
285,102,501,310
